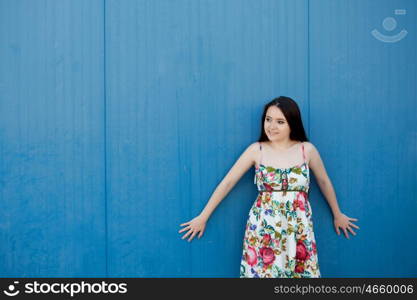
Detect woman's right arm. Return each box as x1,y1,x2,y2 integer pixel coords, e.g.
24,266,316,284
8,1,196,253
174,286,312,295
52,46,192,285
179,142,259,242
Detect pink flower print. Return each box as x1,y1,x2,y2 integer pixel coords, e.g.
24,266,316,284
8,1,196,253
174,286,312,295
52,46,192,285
259,247,275,266
263,183,273,192
293,192,306,211
245,246,258,267
296,241,310,261
262,234,271,246
273,239,280,248
312,241,317,254
256,195,261,207
295,263,305,273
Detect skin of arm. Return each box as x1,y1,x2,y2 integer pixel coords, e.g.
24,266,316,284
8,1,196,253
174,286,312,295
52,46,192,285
305,142,359,238
199,142,258,222
305,142,342,218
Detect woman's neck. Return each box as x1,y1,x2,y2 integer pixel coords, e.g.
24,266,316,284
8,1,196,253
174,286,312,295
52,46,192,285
266,139,300,151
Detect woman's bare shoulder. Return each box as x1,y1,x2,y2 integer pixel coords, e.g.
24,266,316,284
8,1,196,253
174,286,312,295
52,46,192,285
247,141,262,153
244,141,261,161
303,141,318,152
302,141,318,161
249,141,261,148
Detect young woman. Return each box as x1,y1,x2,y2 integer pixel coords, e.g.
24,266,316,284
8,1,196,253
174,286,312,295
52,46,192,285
179,96,359,278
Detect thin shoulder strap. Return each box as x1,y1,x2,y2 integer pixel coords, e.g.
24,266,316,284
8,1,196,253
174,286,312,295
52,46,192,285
258,142,263,166
301,142,306,164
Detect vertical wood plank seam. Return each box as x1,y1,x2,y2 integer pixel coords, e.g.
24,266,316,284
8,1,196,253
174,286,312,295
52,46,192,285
307,0,311,138
103,0,108,277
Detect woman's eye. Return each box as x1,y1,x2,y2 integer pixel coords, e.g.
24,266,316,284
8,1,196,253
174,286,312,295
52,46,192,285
266,119,284,124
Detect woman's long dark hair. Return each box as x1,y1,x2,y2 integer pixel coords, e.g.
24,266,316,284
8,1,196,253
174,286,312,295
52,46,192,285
258,96,309,142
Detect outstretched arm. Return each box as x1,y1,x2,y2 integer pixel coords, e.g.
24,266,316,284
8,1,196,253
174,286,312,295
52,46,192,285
198,142,257,221
306,142,360,239
179,142,258,242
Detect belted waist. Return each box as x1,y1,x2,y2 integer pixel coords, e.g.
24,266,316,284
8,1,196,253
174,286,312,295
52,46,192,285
258,190,307,193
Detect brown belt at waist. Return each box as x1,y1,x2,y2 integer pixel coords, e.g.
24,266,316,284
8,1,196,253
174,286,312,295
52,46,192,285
258,190,307,193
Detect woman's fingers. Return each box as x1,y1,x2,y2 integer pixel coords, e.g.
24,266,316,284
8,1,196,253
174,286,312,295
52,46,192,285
178,226,190,233
179,218,206,241
181,229,193,240
347,226,356,236
198,230,204,239
188,231,198,242
342,227,349,239
348,222,360,229
334,216,359,238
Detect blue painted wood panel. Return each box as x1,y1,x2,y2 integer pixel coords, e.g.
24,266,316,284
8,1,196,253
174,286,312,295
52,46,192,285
309,0,416,277
0,0,106,276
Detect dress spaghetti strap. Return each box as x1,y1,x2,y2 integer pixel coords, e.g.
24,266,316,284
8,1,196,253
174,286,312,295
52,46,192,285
254,142,263,184
301,142,306,164
258,142,263,166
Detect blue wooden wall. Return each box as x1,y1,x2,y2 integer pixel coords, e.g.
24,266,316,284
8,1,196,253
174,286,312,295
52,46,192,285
0,0,415,277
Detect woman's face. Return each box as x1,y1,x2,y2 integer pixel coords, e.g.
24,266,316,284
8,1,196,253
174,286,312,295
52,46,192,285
264,106,291,141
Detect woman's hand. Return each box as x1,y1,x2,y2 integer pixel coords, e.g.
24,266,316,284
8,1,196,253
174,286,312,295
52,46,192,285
334,213,360,239
179,215,207,242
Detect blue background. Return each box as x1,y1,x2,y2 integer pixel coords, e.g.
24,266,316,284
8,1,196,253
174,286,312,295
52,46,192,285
0,0,416,277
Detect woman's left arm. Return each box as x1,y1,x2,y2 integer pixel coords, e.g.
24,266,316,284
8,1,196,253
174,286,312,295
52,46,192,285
305,142,360,239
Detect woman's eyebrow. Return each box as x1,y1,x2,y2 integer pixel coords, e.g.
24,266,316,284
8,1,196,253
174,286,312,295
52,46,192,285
266,115,286,120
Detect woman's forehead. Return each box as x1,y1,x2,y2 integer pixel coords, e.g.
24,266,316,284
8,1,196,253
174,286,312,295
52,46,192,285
266,106,285,118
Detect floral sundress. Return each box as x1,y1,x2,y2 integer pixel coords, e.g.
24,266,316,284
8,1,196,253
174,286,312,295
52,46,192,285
239,142,321,278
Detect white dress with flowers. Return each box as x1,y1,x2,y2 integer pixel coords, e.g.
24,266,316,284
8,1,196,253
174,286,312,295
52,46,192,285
239,142,321,278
